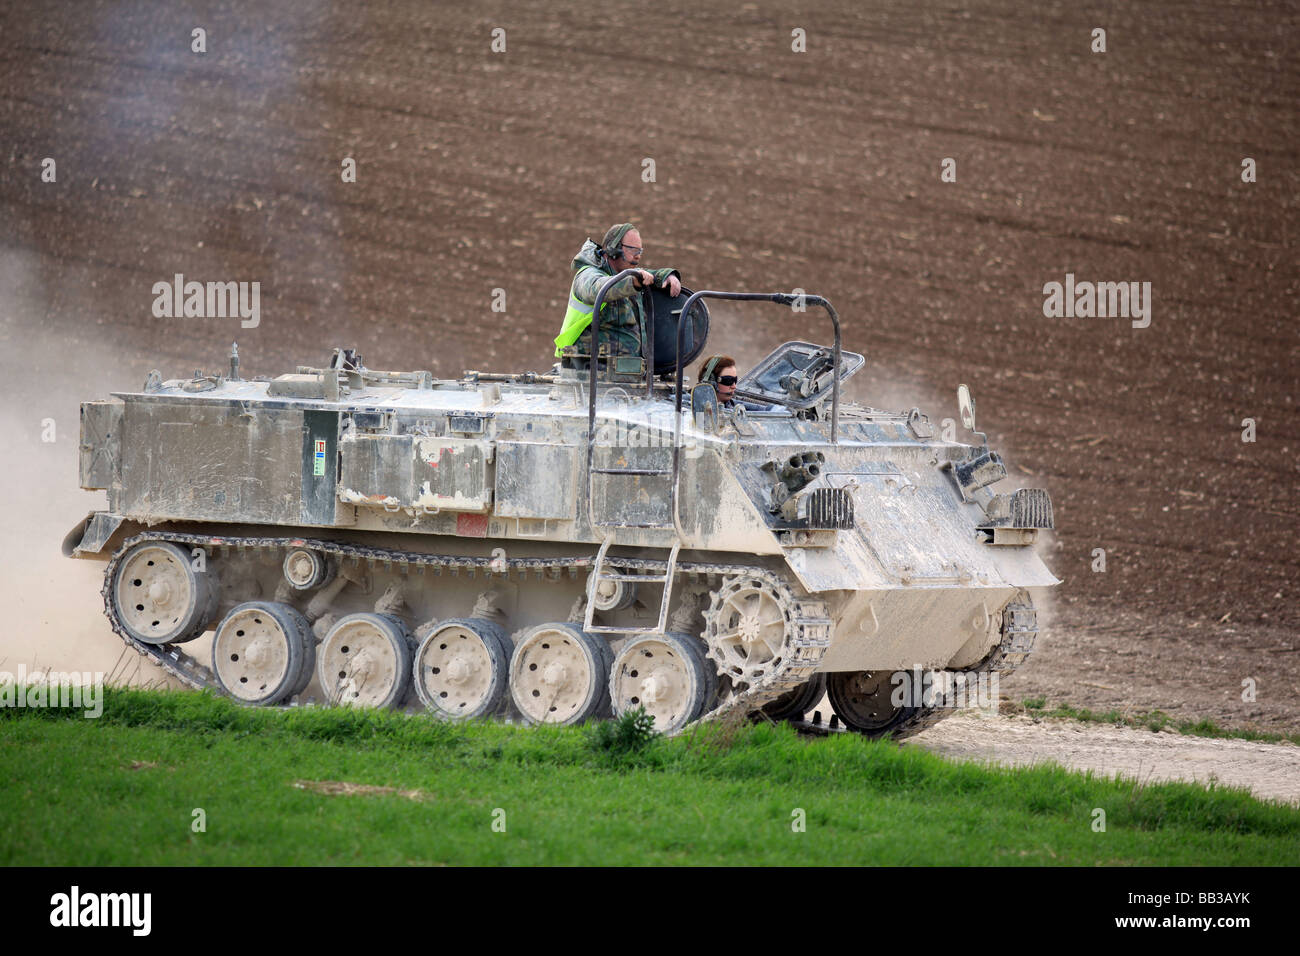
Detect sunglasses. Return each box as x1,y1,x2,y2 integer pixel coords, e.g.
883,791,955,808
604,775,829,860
715,375,738,386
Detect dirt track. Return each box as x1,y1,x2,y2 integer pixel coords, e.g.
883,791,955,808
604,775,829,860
2,1,1298,771
912,712,1300,806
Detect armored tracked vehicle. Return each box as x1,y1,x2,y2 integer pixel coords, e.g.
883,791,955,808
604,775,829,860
65,279,1058,737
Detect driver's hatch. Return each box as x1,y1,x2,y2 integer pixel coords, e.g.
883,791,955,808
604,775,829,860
735,340,865,410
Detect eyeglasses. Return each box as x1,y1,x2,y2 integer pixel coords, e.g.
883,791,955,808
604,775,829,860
716,375,738,386
620,245,643,256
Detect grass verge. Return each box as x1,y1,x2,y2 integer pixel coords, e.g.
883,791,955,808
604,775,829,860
1,687,1297,865
1015,698,1300,746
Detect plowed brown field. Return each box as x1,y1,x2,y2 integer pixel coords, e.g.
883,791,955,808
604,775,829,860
2,1,1297,734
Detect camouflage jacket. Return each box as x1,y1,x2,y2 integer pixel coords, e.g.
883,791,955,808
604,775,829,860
569,239,680,355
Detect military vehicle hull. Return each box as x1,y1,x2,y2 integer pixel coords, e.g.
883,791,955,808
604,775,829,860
67,289,1058,736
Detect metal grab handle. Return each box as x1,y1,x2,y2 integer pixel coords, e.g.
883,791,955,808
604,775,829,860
671,291,842,444
669,291,841,539
581,277,842,547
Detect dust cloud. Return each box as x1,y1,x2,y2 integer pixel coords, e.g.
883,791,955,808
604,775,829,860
0,247,177,685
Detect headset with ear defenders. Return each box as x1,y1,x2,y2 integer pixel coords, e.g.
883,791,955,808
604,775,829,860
601,223,637,264
702,356,722,383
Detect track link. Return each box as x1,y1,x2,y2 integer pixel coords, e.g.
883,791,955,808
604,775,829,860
791,597,1041,741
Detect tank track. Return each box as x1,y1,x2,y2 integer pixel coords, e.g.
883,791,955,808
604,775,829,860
795,597,1040,741
99,530,830,731
99,531,1034,740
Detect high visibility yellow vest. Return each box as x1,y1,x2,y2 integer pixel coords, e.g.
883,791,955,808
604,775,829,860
553,276,608,357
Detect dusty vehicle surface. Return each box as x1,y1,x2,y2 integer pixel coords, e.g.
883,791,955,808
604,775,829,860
65,278,1057,736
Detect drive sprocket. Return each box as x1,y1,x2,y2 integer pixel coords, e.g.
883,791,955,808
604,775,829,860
701,575,801,691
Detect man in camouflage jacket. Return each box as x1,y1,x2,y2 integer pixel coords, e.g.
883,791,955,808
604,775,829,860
554,223,682,361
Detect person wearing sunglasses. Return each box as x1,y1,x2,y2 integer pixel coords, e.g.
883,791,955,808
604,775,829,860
554,222,682,367
696,355,770,411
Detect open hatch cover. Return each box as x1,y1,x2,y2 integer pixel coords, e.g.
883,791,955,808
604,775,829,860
735,340,865,410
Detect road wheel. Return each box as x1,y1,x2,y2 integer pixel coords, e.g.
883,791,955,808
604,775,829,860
211,601,312,706
826,670,918,737
111,541,216,645
761,673,827,722
318,613,413,709
509,623,611,725
610,631,712,733
413,617,511,720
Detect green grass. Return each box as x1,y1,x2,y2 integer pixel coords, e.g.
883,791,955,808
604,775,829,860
2,687,1297,865
1017,698,1300,746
